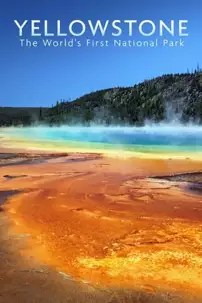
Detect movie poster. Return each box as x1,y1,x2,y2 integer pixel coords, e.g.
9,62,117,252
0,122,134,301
0,1,202,302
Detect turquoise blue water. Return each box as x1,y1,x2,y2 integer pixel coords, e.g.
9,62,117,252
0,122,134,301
1,125,202,153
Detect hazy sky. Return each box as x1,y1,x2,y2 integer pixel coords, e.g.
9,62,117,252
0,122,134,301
0,0,202,107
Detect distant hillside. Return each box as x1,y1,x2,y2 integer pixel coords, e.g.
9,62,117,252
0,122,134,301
0,107,48,126
46,73,202,126
1,73,202,126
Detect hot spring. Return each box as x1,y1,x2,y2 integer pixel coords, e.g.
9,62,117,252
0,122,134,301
1,125,202,159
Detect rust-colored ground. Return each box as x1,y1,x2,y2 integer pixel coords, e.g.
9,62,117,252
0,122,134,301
0,150,202,302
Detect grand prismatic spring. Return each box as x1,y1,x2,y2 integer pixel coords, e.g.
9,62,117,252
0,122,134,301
0,125,202,302
1,125,202,157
